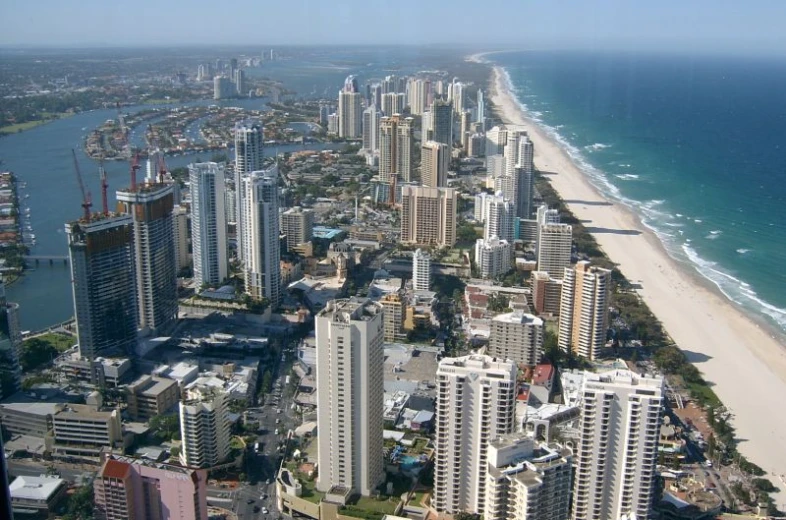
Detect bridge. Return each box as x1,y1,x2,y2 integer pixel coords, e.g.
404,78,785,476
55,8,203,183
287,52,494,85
24,255,70,265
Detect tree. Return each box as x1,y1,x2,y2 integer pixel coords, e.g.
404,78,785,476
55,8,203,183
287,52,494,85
19,338,58,371
454,513,481,520
149,414,180,442
63,485,94,520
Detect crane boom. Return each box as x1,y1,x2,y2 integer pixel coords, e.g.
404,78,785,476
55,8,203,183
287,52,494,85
71,149,92,221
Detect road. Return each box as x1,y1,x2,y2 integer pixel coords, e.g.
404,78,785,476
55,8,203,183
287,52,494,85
7,459,95,484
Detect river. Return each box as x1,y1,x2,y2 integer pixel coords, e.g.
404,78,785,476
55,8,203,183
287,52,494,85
0,98,336,331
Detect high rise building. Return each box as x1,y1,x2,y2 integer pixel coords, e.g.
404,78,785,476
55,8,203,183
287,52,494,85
531,271,563,315
515,135,535,218
476,89,486,128
468,133,484,157
475,236,513,279
233,123,264,264
488,311,544,366
172,205,190,272
535,205,561,253
189,162,228,287
484,436,573,520
66,215,138,362
380,293,405,342
537,223,572,280
116,184,178,336
486,126,508,157
452,82,466,115
572,370,664,520
0,435,10,520
0,283,22,401
362,105,381,152
179,385,231,468
338,77,362,138
407,78,429,115
400,186,457,247
381,92,404,117
421,141,450,188
94,455,208,520
412,248,431,291
434,355,517,515
378,115,414,184
213,76,233,100
484,194,515,243
241,167,281,308
430,99,454,153
281,206,314,250
558,261,612,360
234,68,246,96
316,299,385,496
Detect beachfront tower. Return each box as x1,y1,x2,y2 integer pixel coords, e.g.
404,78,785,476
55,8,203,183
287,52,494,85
116,183,178,336
316,299,385,496
572,370,664,520
537,223,572,280
433,354,517,515
66,214,138,364
189,162,228,288
484,193,515,243
234,123,264,263
558,261,612,360
430,99,454,154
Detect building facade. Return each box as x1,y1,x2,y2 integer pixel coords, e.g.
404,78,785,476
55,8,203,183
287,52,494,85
475,236,513,279
484,193,516,243
0,283,22,400
316,299,385,496
66,215,138,362
537,223,572,280
281,206,315,251
430,99,454,154
362,105,381,152
241,168,281,308
179,385,231,468
572,370,664,520
488,311,544,366
558,261,612,360
433,355,517,515
189,162,228,287
412,248,431,291
400,186,457,248
338,88,362,139
233,123,264,263
531,271,563,315
421,140,450,188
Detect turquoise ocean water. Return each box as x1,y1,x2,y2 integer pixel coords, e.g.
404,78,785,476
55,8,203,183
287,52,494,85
493,50,786,338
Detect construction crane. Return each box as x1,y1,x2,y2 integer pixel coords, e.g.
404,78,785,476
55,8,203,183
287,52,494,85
71,149,92,221
157,152,168,183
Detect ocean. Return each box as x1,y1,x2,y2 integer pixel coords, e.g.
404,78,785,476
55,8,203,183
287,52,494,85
493,50,786,337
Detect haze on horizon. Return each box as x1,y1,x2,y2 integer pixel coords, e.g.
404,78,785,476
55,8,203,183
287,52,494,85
2,0,786,56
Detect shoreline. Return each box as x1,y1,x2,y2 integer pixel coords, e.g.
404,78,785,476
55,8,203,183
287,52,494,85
479,57,786,493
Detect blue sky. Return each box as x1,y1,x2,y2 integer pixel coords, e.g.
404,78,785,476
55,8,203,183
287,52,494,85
2,0,786,53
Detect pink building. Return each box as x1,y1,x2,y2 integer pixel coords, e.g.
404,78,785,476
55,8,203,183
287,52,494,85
94,455,208,520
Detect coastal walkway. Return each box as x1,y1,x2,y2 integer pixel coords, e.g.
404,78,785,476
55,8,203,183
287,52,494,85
21,318,76,339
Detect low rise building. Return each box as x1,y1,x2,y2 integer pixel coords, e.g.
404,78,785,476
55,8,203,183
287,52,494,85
531,271,562,315
50,404,124,460
488,311,544,367
125,375,180,421
10,475,67,516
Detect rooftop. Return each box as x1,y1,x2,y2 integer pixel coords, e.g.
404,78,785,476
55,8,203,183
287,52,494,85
492,311,543,326
9,475,65,501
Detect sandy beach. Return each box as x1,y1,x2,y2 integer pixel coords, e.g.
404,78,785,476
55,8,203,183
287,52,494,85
473,54,786,493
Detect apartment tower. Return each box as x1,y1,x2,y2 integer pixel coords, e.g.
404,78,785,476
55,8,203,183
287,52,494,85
421,140,450,188
558,261,612,360
400,186,457,247
488,311,544,366
537,223,572,280
241,167,281,308
189,162,228,287
179,385,231,468
412,248,431,291
233,123,264,263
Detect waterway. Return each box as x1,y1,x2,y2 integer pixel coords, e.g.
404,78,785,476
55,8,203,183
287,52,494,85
0,97,335,331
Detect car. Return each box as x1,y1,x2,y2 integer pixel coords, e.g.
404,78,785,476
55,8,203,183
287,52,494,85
262,507,270,514
253,506,261,513
247,498,255,504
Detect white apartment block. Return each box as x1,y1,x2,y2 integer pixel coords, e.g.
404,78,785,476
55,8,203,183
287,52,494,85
421,140,450,188
572,370,664,520
558,261,612,360
434,355,517,515
241,168,281,308
484,194,515,243
316,299,385,497
537,223,572,279
179,385,231,468
412,248,431,291
488,311,544,366
485,435,573,520
338,91,362,138
475,236,513,279
189,162,228,287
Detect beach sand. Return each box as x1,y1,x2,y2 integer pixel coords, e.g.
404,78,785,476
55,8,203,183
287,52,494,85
476,56,786,493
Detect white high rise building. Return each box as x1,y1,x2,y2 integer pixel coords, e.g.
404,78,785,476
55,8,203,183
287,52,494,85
488,311,544,366
475,236,513,279
476,89,486,128
421,140,450,188
484,194,515,243
234,123,264,263
338,90,362,138
381,92,404,117
558,261,612,360
189,162,228,287
179,385,231,468
407,78,429,115
452,82,465,115
433,355,517,515
362,105,381,152
316,299,385,497
486,126,508,157
484,435,573,520
572,370,664,520
474,191,493,223
537,223,572,280
412,248,431,291
241,167,281,308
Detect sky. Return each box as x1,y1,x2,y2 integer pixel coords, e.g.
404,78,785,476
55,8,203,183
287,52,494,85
2,0,786,53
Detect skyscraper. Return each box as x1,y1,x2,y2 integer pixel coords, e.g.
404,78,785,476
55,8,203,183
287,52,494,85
397,117,414,183
412,248,431,291
431,99,454,153
484,194,515,243
179,385,231,468
362,105,381,152
235,68,246,96
421,140,450,188
486,126,508,157
189,162,228,287
460,110,472,151
558,261,612,360
116,184,178,336
338,76,362,138
234,123,264,263
0,283,22,401
452,81,465,115
94,455,208,520
476,89,486,128
488,311,544,366
434,355,517,515
316,299,385,496
241,168,281,308
172,205,190,271
66,214,138,362
400,186,457,247
381,92,404,117
537,223,572,280
515,135,535,218
572,370,664,520
475,236,513,279
378,115,414,184
407,78,429,115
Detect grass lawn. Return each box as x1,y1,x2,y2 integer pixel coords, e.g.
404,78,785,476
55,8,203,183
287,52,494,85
26,332,75,352
298,476,324,504
143,98,179,105
0,113,72,134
